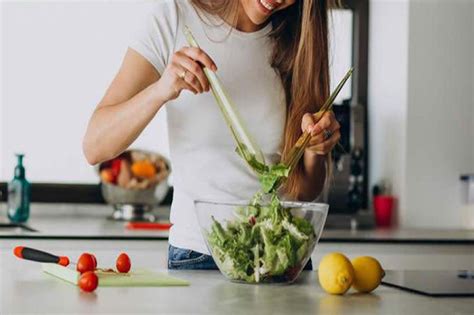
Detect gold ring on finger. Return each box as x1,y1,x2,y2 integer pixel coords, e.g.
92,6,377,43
179,70,187,80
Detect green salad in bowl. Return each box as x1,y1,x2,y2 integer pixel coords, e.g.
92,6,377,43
195,195,328,284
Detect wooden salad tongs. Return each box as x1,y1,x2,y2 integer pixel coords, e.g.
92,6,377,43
283,68,354,171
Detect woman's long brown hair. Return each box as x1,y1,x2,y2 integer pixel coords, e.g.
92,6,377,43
191,0,335,199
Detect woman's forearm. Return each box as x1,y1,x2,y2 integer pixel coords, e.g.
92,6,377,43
83,81,166,165
298,151,327,201
83,45,217,165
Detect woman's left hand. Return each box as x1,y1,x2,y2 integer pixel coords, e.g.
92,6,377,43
301,111,341,156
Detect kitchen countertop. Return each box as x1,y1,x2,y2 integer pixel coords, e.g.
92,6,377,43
1,203,474,243
1,239,473,314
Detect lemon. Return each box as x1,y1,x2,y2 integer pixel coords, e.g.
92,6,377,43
318,253,355,295
351,256,385,293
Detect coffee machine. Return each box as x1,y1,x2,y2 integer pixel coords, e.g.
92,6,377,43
324,100,373,229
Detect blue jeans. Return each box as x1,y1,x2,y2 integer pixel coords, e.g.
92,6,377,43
167,244,313,270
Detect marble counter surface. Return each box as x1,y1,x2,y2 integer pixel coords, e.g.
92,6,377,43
1,239,472,315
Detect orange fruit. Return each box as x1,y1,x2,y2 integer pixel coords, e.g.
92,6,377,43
131,160,156,179
100,169,116,184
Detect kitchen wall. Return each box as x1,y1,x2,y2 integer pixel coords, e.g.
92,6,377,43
405,0,474,228
0,1,170,183
368,0,410,221
369,0,474,228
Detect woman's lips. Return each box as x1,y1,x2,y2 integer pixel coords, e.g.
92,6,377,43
256,0,280,15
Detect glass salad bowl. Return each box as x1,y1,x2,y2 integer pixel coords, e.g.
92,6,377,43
195,199,329,284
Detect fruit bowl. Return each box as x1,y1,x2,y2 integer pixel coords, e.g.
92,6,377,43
195,199,328,284
97,149,170,206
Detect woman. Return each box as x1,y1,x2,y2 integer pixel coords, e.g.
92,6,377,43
83,0,340,269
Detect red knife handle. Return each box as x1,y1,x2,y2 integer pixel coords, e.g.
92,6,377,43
126,222,172,230
14,246,70,266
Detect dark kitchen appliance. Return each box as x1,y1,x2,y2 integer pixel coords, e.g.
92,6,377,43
323,100,372,229
382,270,474,297
322,0,371,228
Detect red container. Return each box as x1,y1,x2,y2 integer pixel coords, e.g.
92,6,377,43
373,195,395,227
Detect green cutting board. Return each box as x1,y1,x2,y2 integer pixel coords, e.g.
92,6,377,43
42,263,189,287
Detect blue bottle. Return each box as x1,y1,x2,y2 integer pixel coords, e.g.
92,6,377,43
7,154,31,223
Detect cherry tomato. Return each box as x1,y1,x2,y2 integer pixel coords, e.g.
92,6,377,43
78,271,98,292
77,253,97,274
90,253,97,269
116,253,131,273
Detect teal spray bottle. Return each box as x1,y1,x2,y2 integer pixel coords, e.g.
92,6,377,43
7,154,31,223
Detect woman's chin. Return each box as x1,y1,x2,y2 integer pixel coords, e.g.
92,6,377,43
247,13,270,27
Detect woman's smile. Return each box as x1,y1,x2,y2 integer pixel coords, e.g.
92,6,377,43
239,0,296,27
257,0,282,14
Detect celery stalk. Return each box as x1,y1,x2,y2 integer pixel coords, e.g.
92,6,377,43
183,26,266,170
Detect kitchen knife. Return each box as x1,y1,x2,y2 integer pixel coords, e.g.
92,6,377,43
13,246,70,266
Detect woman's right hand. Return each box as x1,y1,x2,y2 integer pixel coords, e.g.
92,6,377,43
156,47,218,102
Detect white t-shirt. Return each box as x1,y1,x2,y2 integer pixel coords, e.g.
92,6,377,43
130,0,286,254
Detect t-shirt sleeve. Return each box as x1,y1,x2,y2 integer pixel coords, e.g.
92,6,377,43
129,0,179,75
